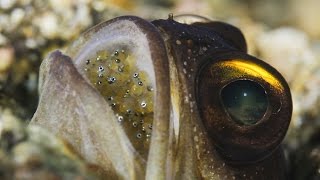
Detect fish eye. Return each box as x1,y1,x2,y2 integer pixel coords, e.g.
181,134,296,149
196,55,292,163
220,80,268,126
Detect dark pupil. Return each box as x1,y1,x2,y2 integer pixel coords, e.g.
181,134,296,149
220,80,268,125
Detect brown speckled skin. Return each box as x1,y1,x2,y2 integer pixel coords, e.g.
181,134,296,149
152,18,291,179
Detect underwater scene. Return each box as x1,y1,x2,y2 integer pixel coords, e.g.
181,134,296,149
0,0,320,179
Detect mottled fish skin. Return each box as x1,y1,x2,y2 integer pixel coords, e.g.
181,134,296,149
151,18,238,98
152,17,290,179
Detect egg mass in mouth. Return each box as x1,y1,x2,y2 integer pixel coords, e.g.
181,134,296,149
84,49,154,158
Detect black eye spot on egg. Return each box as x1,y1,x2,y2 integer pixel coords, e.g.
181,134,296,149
220,80,268,125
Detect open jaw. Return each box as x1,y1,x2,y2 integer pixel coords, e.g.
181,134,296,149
64,16,173,178
69,18,160,158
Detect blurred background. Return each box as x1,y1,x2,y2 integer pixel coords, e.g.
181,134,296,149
0,0,320,178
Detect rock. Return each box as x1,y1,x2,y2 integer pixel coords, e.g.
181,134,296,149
0,0,16,9
291,0,320,38
256,27,317,84
0,108,101,179
0,47,14,73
